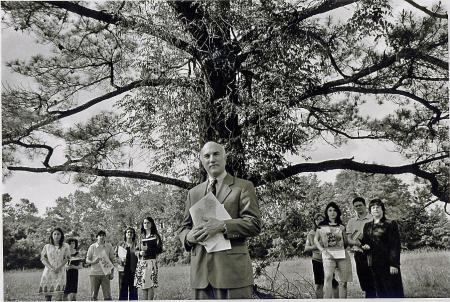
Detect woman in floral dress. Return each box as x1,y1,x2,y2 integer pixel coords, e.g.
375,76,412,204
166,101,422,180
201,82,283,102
38,227,70,301
134,217,163,300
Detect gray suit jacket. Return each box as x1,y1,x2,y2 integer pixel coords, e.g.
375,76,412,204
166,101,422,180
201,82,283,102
179,173,261,289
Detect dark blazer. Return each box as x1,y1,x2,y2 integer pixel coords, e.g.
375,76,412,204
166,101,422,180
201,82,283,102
361,218,401,269
116,242,138,273
179,173,261,289
361,218,404,298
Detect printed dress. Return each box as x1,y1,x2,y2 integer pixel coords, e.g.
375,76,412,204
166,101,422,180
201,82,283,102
38,243,70,296
134,235,161,289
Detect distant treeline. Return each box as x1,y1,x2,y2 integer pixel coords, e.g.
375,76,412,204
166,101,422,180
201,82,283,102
3,171,449,270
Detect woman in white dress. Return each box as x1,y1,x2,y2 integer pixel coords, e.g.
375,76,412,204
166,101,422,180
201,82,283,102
38,227,70,301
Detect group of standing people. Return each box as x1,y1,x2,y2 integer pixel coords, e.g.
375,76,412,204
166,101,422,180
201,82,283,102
38,141,405,300
305,197,404,299
38,217,162,301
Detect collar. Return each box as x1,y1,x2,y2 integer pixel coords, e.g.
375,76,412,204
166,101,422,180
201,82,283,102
94,242,105,248
208,170,227,183
356,213,372,221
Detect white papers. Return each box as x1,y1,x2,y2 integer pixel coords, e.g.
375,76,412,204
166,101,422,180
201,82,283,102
98,250,114,275
117,246,127,259
320,226,346,259
189,192,232,253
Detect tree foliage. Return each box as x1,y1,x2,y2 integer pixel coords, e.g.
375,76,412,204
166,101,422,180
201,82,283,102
1,1,448,207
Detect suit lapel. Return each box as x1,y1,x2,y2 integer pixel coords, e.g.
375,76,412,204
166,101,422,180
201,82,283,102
199,181,208,198
217,174,233,204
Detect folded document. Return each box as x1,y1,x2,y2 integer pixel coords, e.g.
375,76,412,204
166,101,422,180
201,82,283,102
189,192,232,253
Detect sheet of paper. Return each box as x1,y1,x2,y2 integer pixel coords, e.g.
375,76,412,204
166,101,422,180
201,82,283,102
320,226,346,259
117,246,127,259
98,250,114,275
189,192,232,253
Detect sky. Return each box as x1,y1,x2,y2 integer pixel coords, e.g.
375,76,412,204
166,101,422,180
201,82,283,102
1,0,445,215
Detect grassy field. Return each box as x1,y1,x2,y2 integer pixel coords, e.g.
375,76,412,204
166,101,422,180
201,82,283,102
3,250,449,300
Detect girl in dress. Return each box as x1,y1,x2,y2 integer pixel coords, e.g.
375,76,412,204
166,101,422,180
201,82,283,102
38,227,70,301
64,238,83,301
134,217,163,300
314,202,354,298
304,213,339,298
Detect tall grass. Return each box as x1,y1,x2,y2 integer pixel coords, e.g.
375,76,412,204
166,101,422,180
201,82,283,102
3,250,449,300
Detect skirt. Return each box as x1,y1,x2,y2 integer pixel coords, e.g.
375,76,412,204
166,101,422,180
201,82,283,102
134,259,158,289
38,267,66,296
64,269,78,294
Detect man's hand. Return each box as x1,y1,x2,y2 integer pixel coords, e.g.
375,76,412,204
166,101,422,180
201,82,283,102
188,218,225,243
361,244,370,250
390,266,398,274
186,225,205,244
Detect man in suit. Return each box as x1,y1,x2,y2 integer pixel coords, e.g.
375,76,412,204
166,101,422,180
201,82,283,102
346,197,376,298
179,141,261,299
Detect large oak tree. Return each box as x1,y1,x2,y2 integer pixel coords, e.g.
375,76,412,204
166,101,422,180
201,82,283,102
2,0,448,204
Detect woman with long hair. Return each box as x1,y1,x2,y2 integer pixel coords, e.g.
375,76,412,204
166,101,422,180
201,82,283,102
304,213,339,299
116,227,139,300
134,217,163,300
314,202,353,298
38,227,70,301
361,199,404,298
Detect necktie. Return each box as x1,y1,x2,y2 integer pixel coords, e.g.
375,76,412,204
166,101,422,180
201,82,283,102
208,178,217,196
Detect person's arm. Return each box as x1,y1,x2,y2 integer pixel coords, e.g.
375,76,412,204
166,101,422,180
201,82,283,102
360,223,371,251
304,232,317,252
343,225,358,246
314,228,333,259
108,244,115,279
178,190,197,251
388,220,401,274
54,245,70,273
221,180,261,240
40,244,54,271
85,245,99,265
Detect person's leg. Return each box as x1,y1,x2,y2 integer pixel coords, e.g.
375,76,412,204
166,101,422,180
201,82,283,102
193,285,215,299
147,288,155,300
100,276,112,300
45,295,52,301
129,272,138,300
331,278,339,298
336,257,352,298
338,282,347,298
312,260,324,299
69,293,77,301
119,272,129,300
322,259,336,298
90,275,101,301
213,285,253,299
315,284,323,299
354,252,376,298
139,288,149,300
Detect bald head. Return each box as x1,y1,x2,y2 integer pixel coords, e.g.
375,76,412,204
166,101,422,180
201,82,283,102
200,141,227,177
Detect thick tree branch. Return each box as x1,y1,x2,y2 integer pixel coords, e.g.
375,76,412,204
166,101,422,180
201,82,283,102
402,0,448,19
330,86,442,116
8,164,195,190
414,53,448,70
44,1,199,57
8,155,448,202
12,141,54,168
2,77,193,145
289,0,358,24
250,155,449,202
